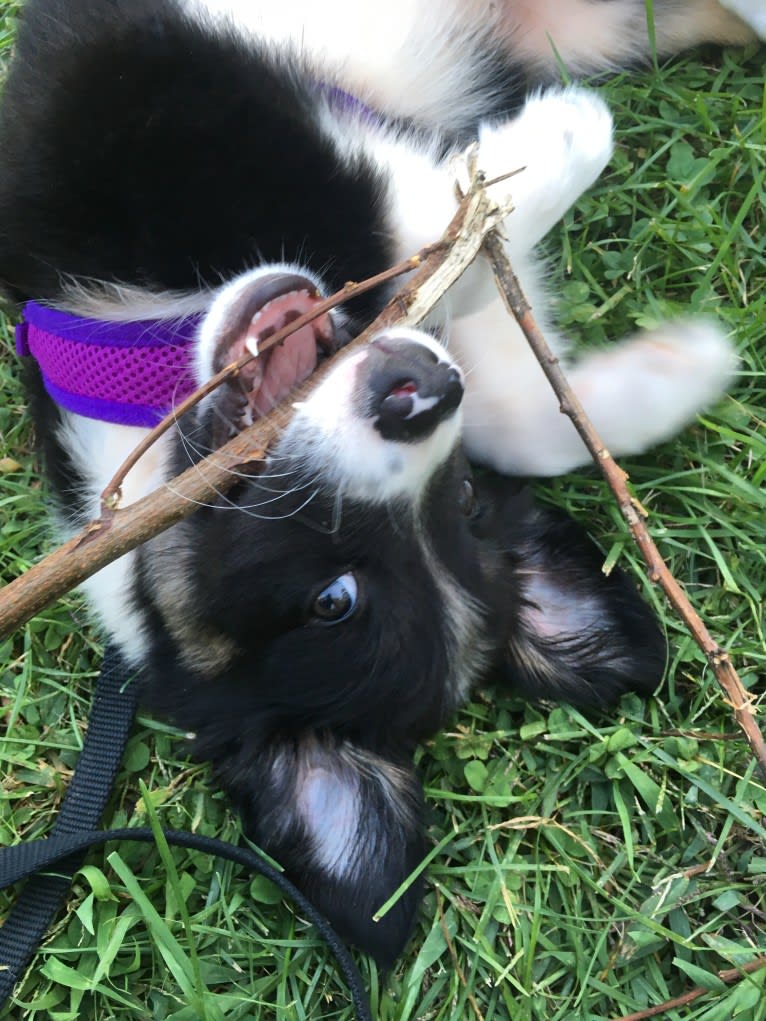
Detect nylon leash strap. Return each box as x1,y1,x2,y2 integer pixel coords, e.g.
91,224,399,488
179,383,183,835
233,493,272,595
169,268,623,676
0,646,373,1021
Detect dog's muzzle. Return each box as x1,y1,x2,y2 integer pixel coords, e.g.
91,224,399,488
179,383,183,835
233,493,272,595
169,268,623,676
275,330,464,503
361,334,464,443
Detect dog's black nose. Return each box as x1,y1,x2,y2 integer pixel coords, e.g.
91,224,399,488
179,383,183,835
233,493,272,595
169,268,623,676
362,334,463,442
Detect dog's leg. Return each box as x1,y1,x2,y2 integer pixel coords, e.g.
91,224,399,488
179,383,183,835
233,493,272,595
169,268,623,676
477,88,614,258
378,85,614,319
391,91,736,476
370,86,732,476
454,309,735,475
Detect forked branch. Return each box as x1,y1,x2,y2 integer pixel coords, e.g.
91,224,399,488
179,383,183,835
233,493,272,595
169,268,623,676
0,176,509,639
1,175,763,787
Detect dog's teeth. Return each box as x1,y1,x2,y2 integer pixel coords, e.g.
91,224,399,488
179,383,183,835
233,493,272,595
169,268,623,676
245,336,260,357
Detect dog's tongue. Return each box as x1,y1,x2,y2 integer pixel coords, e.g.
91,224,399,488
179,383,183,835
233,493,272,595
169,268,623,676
242,290,330,417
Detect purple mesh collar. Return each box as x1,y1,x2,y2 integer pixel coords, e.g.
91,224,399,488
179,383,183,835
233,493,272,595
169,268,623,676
13,88,378,429
15,301,202,427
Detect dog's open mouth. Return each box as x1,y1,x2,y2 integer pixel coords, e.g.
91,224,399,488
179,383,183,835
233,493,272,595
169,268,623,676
216,273,338,431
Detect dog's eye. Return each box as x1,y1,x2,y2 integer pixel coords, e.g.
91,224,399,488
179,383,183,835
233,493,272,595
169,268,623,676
458,477,476,517
312,573,358,624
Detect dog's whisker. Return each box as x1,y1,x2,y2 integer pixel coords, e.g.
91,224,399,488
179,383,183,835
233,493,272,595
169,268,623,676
229,486,322,521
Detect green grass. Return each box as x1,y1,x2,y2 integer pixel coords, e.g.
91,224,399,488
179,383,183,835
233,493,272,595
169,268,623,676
1,8,765,1021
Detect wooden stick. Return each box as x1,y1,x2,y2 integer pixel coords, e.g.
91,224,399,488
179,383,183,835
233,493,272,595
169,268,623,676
482,228,766,783
0,177,509,640
611,955,766,1021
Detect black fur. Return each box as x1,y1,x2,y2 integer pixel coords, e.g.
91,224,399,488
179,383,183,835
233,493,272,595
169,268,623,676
131,428,663,962
0,0,392,318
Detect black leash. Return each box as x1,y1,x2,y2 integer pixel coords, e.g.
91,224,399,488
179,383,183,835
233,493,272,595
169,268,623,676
0,646,373,1021
0,645,138,1003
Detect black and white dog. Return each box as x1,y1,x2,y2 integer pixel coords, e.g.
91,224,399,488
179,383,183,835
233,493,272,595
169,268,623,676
1,0,759,964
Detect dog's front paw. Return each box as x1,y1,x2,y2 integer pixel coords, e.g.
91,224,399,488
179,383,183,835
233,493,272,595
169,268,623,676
510,87,614,183
629,318,739,414
618,319,737,425
719,0,766,39
478,87,613,250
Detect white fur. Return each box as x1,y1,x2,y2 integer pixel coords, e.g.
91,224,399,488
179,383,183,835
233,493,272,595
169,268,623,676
283,739,421,882
180,0,507,133
57,413,172,662
452,308,737,476
297,763,360,881
719,0,766,37
180,0,760,115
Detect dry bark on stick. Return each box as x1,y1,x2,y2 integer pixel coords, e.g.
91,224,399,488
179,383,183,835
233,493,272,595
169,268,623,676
482,228,766,784
0,178,509,640
611,955,766,1021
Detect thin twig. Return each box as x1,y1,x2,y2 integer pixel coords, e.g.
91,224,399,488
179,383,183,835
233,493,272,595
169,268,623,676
610,955,766,1021
99,243,445,512
482,229,766,784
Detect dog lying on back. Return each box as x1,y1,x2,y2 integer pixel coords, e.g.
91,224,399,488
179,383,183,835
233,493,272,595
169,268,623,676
0,0,758,963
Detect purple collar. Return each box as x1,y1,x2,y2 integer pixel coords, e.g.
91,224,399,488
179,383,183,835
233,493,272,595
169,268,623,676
318,83,380,126
15,301,201,427
14,94,379,429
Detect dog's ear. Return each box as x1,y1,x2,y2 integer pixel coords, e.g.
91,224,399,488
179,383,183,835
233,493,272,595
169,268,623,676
213,731,425,966
482,480,666,707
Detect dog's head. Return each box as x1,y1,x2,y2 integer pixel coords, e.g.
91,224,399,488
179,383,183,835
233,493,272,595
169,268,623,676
137,269,665,964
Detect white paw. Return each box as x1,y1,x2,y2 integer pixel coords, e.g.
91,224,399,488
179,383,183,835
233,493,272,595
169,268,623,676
719,0,766,39
477,87,613,246
619,320,736,421
571,320,737,461
510,87,614,183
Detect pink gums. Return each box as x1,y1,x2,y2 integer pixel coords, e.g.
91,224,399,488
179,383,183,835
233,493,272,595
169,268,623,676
236,290,333,417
